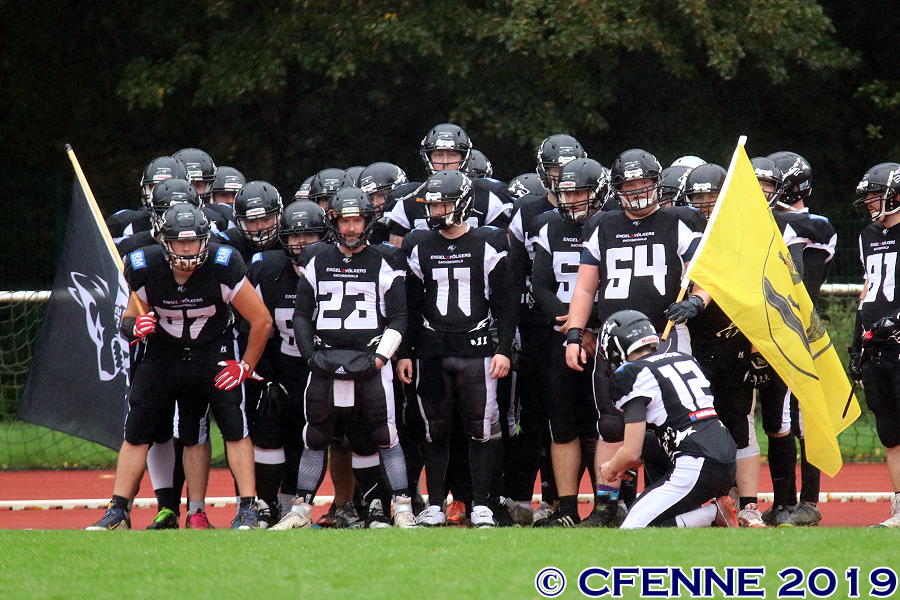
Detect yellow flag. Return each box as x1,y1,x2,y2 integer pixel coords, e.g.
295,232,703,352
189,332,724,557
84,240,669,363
684,136,860,477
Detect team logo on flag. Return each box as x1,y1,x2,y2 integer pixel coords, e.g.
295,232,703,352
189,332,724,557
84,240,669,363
67,272,130,383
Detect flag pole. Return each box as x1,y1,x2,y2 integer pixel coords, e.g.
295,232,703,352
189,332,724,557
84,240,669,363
661,135,748,341
64,144,147,313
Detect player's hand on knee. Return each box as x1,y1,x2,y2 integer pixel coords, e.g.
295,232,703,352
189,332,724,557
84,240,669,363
133,312,157,340
489,354,510,379
214,360,262,391
396,358,413,384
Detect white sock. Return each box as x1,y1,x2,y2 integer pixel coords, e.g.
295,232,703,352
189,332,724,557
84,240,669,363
676,505,717,528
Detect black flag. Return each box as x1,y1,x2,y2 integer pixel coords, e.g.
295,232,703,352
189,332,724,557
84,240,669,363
19,181,130,449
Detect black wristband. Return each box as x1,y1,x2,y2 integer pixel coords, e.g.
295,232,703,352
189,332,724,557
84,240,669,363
120,316,137,341
375,353,389,365
566,327,584,345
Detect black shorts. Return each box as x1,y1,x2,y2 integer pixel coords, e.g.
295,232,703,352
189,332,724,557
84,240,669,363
301,366,397,452
591,351,623,443
246,353,309,450
696,354,753,449
542,330,597,444
862,350,900,448
757,376,792,436
415,356,500,443
124,337,248,446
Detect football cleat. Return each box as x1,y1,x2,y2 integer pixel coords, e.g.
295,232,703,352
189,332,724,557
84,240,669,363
532,500,557,526
578,499,623,528
871,495,900,528
504,497,534,527
186,511,213,530
366,499,391,529
737,503,766,528
256,498,277,530
534,508,580,528
415,505,447,527
713,495,738,528
333,502,365,529
146,507,179,530
270,500,312,530
85,504,131,531
469,505,497,529
391,496,417,528
762,504,794,527
786,501,821,527
231,502,260,530
316,502,338,528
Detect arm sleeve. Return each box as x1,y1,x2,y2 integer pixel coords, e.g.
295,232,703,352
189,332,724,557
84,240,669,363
621,397,649,424
530,245,567,319
398,242,424,359
382,272,407,338
488,254,518,357
800,248,830,307
293,266,317,361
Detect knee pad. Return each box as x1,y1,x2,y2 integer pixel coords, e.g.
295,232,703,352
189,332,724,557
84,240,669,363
304,425,332,451
597,414,624,443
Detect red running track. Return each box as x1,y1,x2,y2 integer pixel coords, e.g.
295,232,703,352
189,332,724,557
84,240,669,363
0,463,893,529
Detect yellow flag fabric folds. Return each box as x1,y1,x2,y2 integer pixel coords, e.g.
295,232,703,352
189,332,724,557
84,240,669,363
684,137,859,477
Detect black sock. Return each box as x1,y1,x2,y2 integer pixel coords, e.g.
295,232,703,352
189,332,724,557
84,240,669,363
768,433,797,507
423,439,450,507
239,496,255,508
353,465,382,508
155,487,179,514
111,495,129,510
469,438,498,508
558,495,578,518
798,438,820,503
255,462,283,507
740,496,758,510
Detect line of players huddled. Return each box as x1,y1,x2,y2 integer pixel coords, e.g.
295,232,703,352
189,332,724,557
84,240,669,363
85,125,900,530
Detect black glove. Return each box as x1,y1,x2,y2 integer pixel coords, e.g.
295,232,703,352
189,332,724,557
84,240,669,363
847,348,864,382
665,294,705,324
743,352,773,388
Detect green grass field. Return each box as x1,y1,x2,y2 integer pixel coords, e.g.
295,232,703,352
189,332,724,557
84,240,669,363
1,529,896,599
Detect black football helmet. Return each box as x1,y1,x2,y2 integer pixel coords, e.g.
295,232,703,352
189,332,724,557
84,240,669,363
507,172,545,198
293,175,315,201
767,151,811,209
684,163,727,215
418,170,473,230
420,123,473,174
148,179,200,231
609,149,662,212
210,166,245,203
556,158,608,223
670,155,706,169
279,200,327,261
600,310,660,369
140,156,188,208
658,165,691,207
308,168,349,208
344,166,366,185
750,157,782,204
157,204,211,271
326,187,377,249
854,162,900,223
536,134,587,192
172,148,217,203
466,149,493,179
234,180,283,249
358,162,408,216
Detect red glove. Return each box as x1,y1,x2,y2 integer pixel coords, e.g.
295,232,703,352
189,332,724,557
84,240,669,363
133,312,157,340
214,360,263,391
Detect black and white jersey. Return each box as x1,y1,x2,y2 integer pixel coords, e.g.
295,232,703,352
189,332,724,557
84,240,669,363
247,250,300,357
404,226,517,358
207,203,237,231
116,229,156,258
507,191,555,325
613,351,736,463
124,242,245,347
581,207,704,331
859,222,900,344
386,179,511,238
216,226,282,264
107,208,151,244
295,244,406,352
528,210,590,323
775,209,837,305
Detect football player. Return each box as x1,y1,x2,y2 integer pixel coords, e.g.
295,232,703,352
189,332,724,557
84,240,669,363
357,162,409,245
217,181,284,263
207,165,244,229
86,204,272,530
271,188,416,529
598,310,738,528
850,162,900,527
106,156,188,245
172,147,229,232
396,170,517,527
